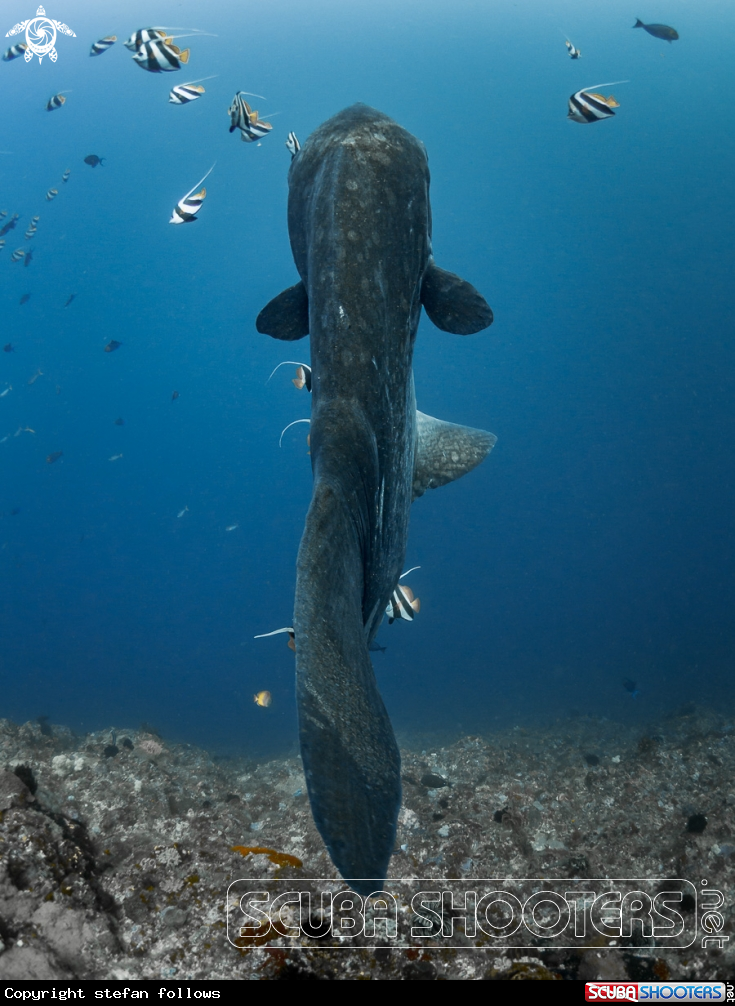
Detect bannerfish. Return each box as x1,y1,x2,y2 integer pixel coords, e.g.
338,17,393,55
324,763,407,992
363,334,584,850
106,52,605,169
0,211,5,218
27,369,42,384
292,364,312,392
254,691,272,708
31,215,40,223
169,75,216,104
171,390,179,400
386,583,421,624
90,35,116,56
286,132,300,158
3,43,27,61
84,155,104,167
64,293,76,307
0,239,4,248
25,225,36,239
62,169,70,182
565,39,581,58
114,417,125,426
104,339,121,352
254,626,296,652
46,93,68,112
256,104,495,894
46,188,58,201
169,164,214,224
0,214,19,237
10,248,24,262
19,293,30,305
228,92,272,142
225,523,239,532
633,19,678,41
124,28,167,51
46,451,63,464
177,506,189,518
267,360,312,391
623,677,639,698
133,37,190,72
568,83,622,123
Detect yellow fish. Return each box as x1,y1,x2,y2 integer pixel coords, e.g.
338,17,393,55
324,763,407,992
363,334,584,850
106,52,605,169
254,690,272,708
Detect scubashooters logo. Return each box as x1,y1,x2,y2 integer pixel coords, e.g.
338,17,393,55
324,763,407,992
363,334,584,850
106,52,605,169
226,878,722,950
5,5,75,63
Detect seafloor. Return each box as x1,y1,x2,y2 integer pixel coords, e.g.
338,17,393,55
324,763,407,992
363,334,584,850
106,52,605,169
0,706,732,980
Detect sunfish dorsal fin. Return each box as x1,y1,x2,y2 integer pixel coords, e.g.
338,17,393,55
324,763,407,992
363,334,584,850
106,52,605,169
420,259,493,335
256,280,309,340
412,410,496,500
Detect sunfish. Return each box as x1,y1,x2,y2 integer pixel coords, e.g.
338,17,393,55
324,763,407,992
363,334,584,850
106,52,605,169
256,104,495,895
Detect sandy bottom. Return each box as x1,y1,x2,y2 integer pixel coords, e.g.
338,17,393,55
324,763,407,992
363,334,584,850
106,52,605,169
0,705,732,980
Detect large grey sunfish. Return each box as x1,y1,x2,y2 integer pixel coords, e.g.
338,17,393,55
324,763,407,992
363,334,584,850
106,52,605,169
256,104,495,895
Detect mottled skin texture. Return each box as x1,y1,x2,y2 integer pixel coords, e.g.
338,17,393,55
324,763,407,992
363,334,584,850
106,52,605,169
258,105,494,893
289,106,428,892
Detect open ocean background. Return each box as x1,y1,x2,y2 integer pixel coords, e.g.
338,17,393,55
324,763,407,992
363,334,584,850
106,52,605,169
1,0,733,758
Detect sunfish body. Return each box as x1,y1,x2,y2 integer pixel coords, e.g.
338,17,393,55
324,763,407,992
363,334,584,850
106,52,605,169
256,105,495,895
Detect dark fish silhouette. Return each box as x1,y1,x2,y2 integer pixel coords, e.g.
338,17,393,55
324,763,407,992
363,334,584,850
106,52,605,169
623,677,639,698
46,451,63,464
633,19,678,41
368,642,387,654
0,214,19,237
171,390,179,401
84,155,105,167
3,344,14,352
114,417,125,426
256,104,495,895
104,339,121,352
19,293,30,305
64,294,76,307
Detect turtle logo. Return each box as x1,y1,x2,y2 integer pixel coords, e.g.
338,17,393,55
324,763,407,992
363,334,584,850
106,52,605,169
5,5,75,63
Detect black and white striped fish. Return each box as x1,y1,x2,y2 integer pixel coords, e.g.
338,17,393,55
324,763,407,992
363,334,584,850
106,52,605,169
46,188,58,201
385,567,422,624
124,28,167,51
228,92,272,142
286,131,300,159
10,248,24,263
169,164,215,224
386,584,421,624
2,43,27,62
169,75,216,104
24,225,36,240
565,39,581,58
133,37,189,72
568,82,623,123
62,169,70,182
46,93,67,112
90,35,116,56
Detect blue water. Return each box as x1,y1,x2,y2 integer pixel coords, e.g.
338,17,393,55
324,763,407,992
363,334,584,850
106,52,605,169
2,0,733,757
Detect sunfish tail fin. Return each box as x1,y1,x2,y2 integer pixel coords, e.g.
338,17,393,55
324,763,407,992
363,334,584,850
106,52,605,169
420,259,493,334
294,478,401,896
633,18,644,27
412,411,496,500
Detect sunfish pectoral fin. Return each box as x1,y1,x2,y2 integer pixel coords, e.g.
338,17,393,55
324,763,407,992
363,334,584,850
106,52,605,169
420,260,493,335
413,410,497,500
256,281,309,340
